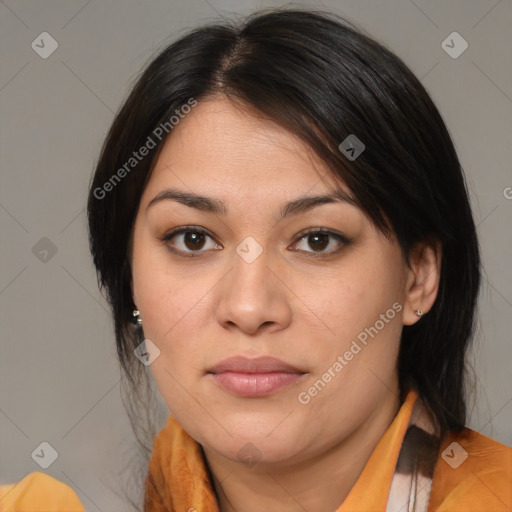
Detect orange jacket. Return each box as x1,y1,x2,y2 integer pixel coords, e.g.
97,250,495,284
1,390,511,511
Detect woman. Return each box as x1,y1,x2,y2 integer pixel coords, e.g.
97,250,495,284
2,8,510,512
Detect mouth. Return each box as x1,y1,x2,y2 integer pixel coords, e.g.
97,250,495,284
207,356,307,397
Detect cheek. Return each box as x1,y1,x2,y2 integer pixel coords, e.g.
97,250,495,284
133,276,211,386
132,227,206,338
304,246,405,391
313,260,403,342
130,235,211,406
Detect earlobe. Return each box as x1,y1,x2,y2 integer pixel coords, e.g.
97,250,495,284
402,240,442,326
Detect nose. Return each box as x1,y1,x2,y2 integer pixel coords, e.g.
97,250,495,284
215,244,292,335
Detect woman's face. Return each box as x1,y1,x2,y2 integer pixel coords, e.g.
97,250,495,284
131,96,420,467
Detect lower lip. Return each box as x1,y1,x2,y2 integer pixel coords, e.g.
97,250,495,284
210,371,304,397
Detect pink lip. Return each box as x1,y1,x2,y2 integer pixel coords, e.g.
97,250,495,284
211,372,304,397
208,355,303,374
207,356,306,397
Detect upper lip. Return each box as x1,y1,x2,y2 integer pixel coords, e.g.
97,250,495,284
208,356,304,374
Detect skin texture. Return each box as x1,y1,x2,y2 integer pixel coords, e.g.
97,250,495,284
130,96,441,512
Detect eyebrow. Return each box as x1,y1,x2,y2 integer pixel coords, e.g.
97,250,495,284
147,187,358,219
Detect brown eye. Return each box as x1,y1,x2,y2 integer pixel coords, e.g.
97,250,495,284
183,231,206,250
307,233,329,251
162,227,221,255
292,229,349,255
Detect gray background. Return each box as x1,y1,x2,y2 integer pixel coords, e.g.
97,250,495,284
1,0,511,510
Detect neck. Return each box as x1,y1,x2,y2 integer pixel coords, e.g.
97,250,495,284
203,388,401,512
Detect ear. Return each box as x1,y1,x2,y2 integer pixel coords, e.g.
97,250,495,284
402,239,442,326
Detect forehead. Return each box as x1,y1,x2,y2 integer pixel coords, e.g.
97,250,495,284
144,97,347,200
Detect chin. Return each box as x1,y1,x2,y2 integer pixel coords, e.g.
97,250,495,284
200,422,305,466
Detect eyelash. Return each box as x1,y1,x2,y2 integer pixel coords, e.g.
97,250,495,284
160,226,351,259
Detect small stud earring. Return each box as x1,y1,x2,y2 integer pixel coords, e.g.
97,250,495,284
132,309,142,325
414,309,423,318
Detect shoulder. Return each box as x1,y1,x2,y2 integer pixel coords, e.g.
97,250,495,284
429,428,512,512
0,471,86,511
